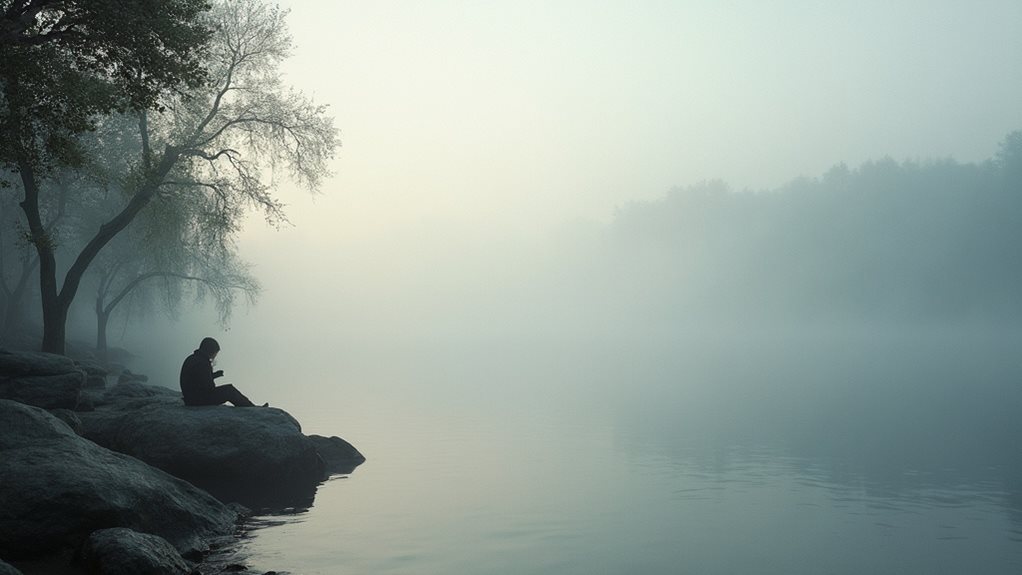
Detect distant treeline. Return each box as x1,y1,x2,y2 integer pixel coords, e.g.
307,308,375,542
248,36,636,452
594,131,1022,328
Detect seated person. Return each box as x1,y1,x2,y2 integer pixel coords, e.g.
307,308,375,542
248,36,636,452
180,337,265,407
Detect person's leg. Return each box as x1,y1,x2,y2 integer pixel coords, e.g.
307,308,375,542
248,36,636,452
212,384,256,407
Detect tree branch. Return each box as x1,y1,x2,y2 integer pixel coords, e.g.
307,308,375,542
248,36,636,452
56,145,181,309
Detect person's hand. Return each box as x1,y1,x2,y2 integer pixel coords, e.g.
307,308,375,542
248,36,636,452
213,370,224,378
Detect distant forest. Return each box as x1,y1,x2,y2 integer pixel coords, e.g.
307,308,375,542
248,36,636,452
579,131,1022,330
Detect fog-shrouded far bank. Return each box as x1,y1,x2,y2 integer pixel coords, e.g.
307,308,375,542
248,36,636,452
576,131,1022,336
275,0,1022,231
223,130,1022,343
93,130,1022,413
88,131,1022,500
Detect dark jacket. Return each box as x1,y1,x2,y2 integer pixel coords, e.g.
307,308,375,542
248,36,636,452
180,350,216,406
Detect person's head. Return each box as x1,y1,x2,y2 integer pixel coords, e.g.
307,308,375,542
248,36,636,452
199,337,220,360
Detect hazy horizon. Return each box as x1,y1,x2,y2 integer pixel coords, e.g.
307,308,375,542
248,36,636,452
11,2,1022,572
186,0,1022,362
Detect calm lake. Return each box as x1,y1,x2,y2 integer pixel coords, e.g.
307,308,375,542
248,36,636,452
195,327,1022,574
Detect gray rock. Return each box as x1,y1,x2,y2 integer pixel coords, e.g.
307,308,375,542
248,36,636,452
80,381,180,413
102,381,181,404
0,559,23,575
76,392,96,412
83,375,108,389
80,528,192,575
0,370,84,409
0,400,237,560
73,358,109,389
80,399,326,508
0,349,77,377
308,434,366,475
117,369,148,384
47,408,84,435
74,359,109,378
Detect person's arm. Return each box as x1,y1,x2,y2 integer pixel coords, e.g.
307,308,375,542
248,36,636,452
192,356,217,391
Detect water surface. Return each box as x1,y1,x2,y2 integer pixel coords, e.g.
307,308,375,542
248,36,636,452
226,329,1022,574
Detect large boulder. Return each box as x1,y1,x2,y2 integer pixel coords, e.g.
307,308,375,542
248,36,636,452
0,369,84,410
80,528,192,575
0,349,84,409
75,359,109,390
0,400,237,560
0,559,22,575
117,369,148,384
308,434,366,475
79,385,330,508
0,349,76,377
101,380,181,405
47,408,84,435
79,380,180,415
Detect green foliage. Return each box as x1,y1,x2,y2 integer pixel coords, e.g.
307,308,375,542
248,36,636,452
1,0,336,353
1,0,212,106
0,0,212,171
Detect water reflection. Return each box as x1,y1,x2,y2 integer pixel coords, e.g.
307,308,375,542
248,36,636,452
236,330,1022,574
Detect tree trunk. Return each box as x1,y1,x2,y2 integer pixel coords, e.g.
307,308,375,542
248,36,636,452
16,143,180,355
16,157,65,354
41,302,67,354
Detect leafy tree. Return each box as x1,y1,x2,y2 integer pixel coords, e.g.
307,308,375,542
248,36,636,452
89,187,260,356
2,0,213,353
1,0,211,117
4,0,336,354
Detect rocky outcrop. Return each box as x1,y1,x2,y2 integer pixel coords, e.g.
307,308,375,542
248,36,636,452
94,380,182,408
0,368,84,410
80,528,192,575
1,348,364,571
75,359,110,389
117,369,149,384
48,408,84,435
0,399,237,560
0,349,93,410
308,434,366,475
0,559,23,575
79,382,348,507
0,349,77,376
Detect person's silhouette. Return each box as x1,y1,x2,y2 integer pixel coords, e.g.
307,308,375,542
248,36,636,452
180,337,266,407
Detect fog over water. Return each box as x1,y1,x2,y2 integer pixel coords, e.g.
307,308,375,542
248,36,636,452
97,1,1022,573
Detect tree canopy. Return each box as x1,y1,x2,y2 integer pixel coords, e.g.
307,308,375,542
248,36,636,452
2,0,337,354
0,0,212,170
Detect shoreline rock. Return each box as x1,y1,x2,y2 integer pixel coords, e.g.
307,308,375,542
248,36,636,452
80,381,365,509
0,347,85,410
308,434,366,475
80,383,321,506
0,348,365,572
80,528,192,575
0,400,238,561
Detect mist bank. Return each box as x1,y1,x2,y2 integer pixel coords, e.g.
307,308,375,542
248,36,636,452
546,131,1018,334
89,131,1022,398
318,130,1022,348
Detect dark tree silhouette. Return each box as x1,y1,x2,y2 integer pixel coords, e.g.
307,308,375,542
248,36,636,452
2,0,336,354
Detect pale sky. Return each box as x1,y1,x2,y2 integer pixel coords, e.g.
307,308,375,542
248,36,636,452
217,0,1022,353
258,0,1022,239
